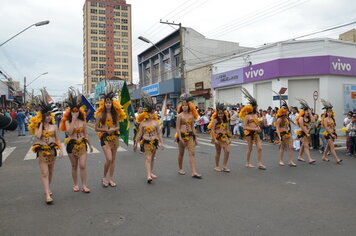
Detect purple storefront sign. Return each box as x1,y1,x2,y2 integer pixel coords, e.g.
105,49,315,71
212,55,356,88
211,68,243,88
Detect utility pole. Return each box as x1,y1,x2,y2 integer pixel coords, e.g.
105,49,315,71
160,20,184,93
24,76,26,104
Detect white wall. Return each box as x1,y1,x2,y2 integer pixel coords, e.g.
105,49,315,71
216,86,242,105
256,82,272,110
288,78,319,112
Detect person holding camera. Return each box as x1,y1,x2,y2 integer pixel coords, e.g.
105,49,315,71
28,89,64,204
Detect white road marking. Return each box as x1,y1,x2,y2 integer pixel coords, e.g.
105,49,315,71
2,147,16,163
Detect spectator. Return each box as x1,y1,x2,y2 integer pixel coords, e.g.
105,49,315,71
15,108,26,136
289,107,300,151
229,108,237,134
310,113,320,149
344,111,353,155
162,105,172,138
347,113,356,156
10,108,17,120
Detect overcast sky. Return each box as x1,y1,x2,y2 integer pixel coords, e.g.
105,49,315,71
0,0,355,99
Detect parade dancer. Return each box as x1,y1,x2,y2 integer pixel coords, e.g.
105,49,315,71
276,101,297,167
208,103,231,172
320,99,342,164
239,88,266,170
175,94,202,178
133,93,164,183
94,84,126,187
60,88,94,193
28,89,63,204
295,99,316,164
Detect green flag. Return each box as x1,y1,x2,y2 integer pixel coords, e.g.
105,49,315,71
119,81,134,146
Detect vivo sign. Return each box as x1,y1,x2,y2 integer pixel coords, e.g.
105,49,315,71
331,59,352,72
245,67,264,79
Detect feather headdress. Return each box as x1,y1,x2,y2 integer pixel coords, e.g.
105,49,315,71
37,88,53,114
100,83,116,101
296,98,310,110
65,87,83,109
241,87,257,107
179,93,194,103
321,98,333,110
141,92,155,112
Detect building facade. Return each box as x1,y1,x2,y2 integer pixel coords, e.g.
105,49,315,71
83,0,132,95
211,38,356,129
339,29,356,43
133,27,251,108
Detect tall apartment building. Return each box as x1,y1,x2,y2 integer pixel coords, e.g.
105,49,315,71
83,0,132,95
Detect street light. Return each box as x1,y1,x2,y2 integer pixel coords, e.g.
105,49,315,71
24,72,48,104
138,36,164,55
0,20,50,47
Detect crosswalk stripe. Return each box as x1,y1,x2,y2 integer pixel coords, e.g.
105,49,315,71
24,143,101,161
2,147,16,163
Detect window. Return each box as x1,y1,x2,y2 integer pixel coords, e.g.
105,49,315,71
121,26,128,30
114,25,120,29
122,45,128,50
91,69,98,75
114,45,120,50
99,9,105,14
90,15,97,21
91,78,98,82
122,51,128,56
91,50,98,55
91,29,98,34
114,31,120,36
91,64,98,69
122,65,128,69
99,57,106,62
122,71,128,76
122,12,128,17
122,32,128,37
99,3,105,7
98,23,105,28
114,38,120,43
99,37,105,41
122,38,128,43
99,16,105,21
114,18,120,23
114,65,121,69
90,22,98,27
122,6,128,10
90,9,97,14
114,58,121,62
90,36,98,41
114,12,120,16
90,2,97,7
114,5,120,10
121,19,128,24
99,30,106,35
99,43,106,48
114,51,121,56
99,64,106,69
114,71,121,76
99,50,106,55
122,58,128,63
91,57,98,62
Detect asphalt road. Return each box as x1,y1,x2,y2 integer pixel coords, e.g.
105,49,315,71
0,127,356,236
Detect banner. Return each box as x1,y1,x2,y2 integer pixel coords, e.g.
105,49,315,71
81,95,95,122
119,81,134,146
